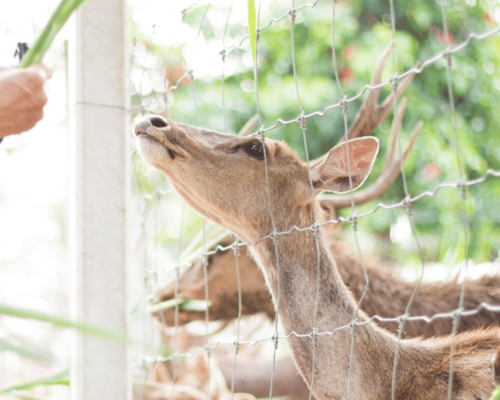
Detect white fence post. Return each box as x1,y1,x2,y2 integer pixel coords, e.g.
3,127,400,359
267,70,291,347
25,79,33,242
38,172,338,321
70,0,131,399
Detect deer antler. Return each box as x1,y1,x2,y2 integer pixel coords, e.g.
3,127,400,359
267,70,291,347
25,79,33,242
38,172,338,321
316,42,422,211
318,97,423,210
345,41,420,141
238,114,259,136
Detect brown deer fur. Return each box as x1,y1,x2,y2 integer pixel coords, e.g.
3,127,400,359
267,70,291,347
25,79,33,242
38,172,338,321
135,117,500,400
158,238,500,338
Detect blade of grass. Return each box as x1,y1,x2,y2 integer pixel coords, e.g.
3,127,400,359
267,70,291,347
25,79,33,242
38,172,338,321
177,222,217,263
0,368,69,393
179,230,231,268
0,391,49,400
0,303,127,343
149,298,210,314
19,0,88,68
248,0,257,62
0,337,54,363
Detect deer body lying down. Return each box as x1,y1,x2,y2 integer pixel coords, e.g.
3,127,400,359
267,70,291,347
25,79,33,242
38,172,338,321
135,115,500,400
158,239,500,338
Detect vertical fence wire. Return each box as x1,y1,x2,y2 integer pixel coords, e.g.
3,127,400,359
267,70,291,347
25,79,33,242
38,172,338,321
439,1,471,399
328,2,378,398
251,2,284,399
386,0,429,398
288,3,323,399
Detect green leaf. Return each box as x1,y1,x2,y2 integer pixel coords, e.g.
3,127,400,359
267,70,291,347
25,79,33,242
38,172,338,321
181,300,210,312
248,0,256,62
149,298,210,314
490,386,500,400
0,336,53,363
20,0,88,68
0,391,49,400
0,368,69,393
0,303,127,343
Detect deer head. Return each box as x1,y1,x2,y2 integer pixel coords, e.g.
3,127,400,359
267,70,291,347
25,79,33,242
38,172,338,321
156,238,275,325
135,115,379,243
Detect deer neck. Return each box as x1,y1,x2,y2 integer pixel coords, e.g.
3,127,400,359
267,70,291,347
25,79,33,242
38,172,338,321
247,202,399,400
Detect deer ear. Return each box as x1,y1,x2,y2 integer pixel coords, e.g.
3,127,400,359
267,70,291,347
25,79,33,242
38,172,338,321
310,137,379,194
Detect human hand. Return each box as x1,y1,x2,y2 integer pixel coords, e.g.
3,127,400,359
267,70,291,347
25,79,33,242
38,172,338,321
0,63,53,138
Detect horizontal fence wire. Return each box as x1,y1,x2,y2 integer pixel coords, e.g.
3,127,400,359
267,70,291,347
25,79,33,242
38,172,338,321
128,0,500,399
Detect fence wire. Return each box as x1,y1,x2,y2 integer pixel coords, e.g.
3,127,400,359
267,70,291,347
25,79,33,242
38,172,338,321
128,1,500,400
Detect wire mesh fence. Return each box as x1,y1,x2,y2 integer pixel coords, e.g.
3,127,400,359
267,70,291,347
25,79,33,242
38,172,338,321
128,0,500,399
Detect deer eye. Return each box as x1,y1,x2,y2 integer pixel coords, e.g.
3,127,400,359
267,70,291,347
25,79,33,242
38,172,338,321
243,140,265,160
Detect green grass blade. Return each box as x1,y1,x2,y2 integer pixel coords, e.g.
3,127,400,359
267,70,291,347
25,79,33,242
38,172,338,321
179,230,231,268
149,298,210,314
177,222,217,263
0,368,69,393
247,0,256,62
20,0,88,68
0,337,54,363
0,303,127,342
0,391,49,400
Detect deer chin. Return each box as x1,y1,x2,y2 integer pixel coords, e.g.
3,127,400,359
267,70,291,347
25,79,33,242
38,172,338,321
135,127,187,166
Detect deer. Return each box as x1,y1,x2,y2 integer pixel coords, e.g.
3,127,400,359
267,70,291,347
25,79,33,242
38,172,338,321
155,43,500,339
134,79,500,400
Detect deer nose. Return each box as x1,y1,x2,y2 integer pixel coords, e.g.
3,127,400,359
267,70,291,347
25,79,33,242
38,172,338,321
150,116,168,128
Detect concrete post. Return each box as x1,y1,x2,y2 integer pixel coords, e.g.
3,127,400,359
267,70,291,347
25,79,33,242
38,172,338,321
70,0,131,399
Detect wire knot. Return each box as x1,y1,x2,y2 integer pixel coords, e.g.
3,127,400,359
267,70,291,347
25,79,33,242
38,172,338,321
234,341,240,354
340,94,348,116
256,28,261,42
257,126,266,142
272,333,280,349
270,229,279,247
187,70,194,82
289,9,296,23
220,49,226,62
451,307,464,326
444,50,452,68
311,222,321,239
311,328,319,345
396,313,409,336
390,74,398,94
201,253,209,267
349,212,358,232
298,112,306,131
348,320,357,338
402,195,413,216
457,179,467,200
181,8,187,21
232,239,240,257
204,345,211,358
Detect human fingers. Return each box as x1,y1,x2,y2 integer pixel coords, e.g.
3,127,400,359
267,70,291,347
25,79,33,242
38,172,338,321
28,63,53,80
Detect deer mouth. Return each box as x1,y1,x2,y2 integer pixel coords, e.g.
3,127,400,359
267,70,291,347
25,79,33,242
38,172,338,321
134,126,183,161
